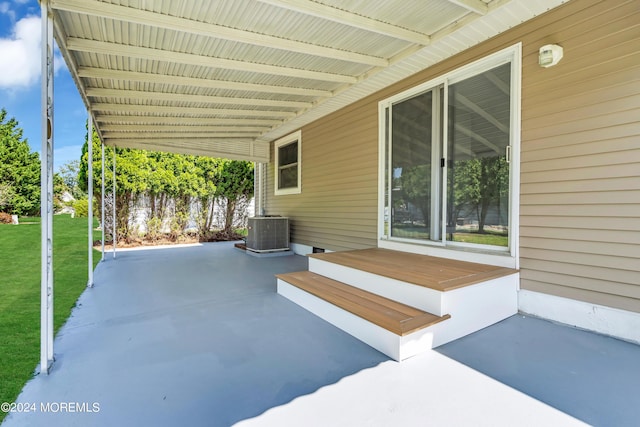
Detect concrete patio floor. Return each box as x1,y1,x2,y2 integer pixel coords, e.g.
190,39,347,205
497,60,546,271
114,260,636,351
2,242,636,426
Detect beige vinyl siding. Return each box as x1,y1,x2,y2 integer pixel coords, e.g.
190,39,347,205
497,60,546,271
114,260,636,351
265,0,640,311
519,0,640,313
265,100,380,251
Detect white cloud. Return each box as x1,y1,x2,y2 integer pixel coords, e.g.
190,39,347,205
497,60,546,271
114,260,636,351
0,16,41,89
0,14,63,91
0,0,30,17
0,3,15,21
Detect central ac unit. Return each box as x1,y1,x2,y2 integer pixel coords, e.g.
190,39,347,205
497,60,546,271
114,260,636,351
246,216,290,252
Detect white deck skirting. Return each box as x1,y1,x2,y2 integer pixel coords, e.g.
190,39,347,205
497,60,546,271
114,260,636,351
519,289,640,345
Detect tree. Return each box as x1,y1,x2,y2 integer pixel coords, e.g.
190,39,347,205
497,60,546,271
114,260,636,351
450,158,481,230
194,156,219,236
0,108,40,215
214,160,254,234
164,153,200,238
53,173,70,213
79,130,149,241
452,155,508,233
78,127,254,242
0,182,15,212
399,164,431,227
58,159,84,199
146,151,178,222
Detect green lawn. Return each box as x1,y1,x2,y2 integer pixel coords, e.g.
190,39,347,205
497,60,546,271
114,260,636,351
390,224,508,247
451,231,508,246
0,215,99,422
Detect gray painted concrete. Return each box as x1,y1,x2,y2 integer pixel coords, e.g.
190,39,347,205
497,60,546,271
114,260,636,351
437,314,640,427
3,243,386,427
2,242,633,426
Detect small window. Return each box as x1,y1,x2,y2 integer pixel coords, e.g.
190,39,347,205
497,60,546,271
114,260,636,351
274,130,301,195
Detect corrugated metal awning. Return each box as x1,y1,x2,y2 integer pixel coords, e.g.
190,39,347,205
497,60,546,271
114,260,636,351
50,0,565,162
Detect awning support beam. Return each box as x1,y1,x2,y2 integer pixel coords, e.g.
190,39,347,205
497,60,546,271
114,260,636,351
87,115,93,287
40,0,55,375
112,148,116,258
101,142,105,260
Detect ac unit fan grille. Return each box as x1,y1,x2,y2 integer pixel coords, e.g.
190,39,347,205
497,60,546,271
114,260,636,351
246,217,289,252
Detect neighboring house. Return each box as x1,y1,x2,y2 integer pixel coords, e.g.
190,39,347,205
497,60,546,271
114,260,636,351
58,191,75,215
45,0,639,360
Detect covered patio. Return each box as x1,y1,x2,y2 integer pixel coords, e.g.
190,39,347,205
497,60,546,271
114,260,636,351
5,243,640,426
37,0,574,374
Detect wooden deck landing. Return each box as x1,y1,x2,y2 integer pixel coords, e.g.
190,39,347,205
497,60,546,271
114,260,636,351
309,248,517,292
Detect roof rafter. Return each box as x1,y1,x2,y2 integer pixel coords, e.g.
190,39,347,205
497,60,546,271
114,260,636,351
445,0,489,15
91,103,297,118
51,0,387,67
66,38,358,84
77,67,331,98
484,70,510,96
453,123,501,154
95,116,282,126
100,124,270,133
103,131,261,139
454,93,509,134
110,137,255,144
255,0,431,45
111,139,270,163
46,0,551,164
86,88,310,109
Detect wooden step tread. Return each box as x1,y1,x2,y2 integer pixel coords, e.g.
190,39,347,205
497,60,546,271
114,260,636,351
277,271,450,336
309,248,517,292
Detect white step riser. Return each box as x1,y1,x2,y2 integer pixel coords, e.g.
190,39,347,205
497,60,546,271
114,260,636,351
435,273,519,347
308,257,444,316
278,279,444,361
278,273,518,358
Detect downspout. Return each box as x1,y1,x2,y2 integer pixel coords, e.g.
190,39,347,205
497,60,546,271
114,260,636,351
253,162,258,216
260,163,266,215
255,162,266,216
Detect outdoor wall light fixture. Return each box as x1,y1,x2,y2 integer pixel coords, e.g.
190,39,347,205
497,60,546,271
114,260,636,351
538,44,563,68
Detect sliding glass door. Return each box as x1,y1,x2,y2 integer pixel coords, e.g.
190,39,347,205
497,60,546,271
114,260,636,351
381,56,514,251
446,63,511,247
388,88,442,242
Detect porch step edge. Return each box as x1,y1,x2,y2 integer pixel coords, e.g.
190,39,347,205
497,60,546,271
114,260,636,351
309,248,518,292
276,271,450,336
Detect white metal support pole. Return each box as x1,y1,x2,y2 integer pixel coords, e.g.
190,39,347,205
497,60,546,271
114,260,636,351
87,116,93,287
40,0,54,375
112,148,116,258
101,142,105,260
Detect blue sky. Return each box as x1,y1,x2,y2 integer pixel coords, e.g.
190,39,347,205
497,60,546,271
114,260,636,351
0,0,87,171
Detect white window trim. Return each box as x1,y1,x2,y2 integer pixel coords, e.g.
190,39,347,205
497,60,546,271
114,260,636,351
377,43,522,269
274,130,302,196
